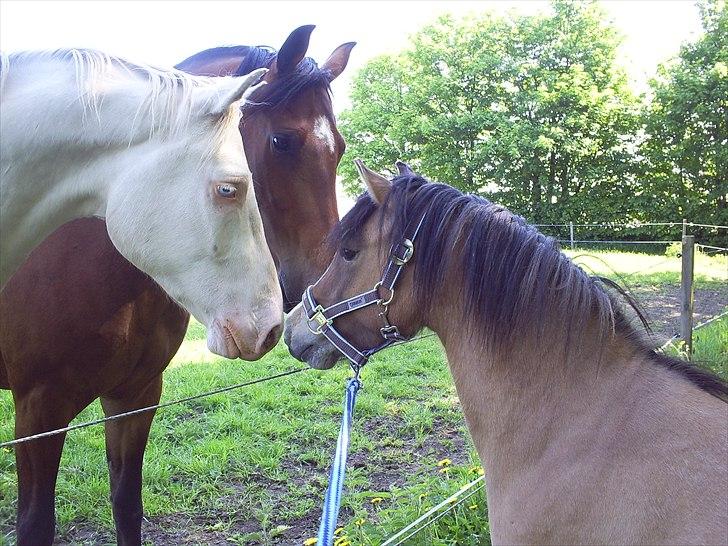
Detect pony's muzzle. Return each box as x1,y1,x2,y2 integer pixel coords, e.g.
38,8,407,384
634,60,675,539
284,302,340,369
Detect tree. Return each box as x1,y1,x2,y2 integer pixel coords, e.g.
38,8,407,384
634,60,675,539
639,0,727,238
339,0,640,228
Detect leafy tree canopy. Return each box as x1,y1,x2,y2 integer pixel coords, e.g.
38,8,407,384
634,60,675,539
639,0,727,233
339,0,725,244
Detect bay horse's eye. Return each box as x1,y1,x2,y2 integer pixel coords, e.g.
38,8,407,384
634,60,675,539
271,134,291,153
341,248,358,262
215,183,237,199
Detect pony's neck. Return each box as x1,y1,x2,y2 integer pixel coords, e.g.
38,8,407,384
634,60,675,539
426,286,645,496
425,287,728,543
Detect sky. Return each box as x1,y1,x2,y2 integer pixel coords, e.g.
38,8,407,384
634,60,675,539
0,0,704,115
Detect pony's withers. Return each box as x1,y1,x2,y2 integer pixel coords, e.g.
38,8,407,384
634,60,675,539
286,164,728,545
0,49,282,359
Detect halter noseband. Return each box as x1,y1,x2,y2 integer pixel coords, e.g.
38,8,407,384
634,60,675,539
302,216,425,373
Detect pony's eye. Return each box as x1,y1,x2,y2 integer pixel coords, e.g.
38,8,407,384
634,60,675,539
216,184,237,198
271,134,291,153
341,248,359,262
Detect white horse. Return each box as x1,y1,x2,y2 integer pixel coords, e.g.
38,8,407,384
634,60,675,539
0,49,283,360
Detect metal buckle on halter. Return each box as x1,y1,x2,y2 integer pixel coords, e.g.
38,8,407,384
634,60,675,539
392,239,414,266
380,325,401,339
307,304,332,335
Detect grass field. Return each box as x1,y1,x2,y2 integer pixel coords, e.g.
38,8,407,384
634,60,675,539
564,244,727,288
0,248,725,545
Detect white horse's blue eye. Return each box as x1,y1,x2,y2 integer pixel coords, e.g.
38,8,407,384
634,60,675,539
216,184,237,198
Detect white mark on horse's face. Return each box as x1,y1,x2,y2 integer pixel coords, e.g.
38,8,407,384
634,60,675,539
313,116,336,154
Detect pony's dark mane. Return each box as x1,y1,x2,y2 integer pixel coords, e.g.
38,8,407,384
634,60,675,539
334,175,727,401
175,45,332,115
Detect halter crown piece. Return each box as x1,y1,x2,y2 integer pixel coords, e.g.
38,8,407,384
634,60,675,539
303,214,426,374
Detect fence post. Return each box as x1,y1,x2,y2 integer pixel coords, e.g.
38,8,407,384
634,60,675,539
682,218,687,237
569,221,575,250
680,235,695,359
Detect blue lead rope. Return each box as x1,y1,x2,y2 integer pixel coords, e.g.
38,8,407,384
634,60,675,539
317,376,362,546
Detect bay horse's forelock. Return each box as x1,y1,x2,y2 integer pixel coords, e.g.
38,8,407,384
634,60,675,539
0,28,353,545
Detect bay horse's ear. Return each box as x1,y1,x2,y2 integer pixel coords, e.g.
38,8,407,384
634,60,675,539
207,68,268,117
354,159,391,205
322,42,356,81
395,160,415,176
275,24,315,76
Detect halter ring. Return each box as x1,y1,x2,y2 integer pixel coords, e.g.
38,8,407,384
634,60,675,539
374,281,395,306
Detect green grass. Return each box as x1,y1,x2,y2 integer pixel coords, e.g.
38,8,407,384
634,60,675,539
664,315,728,380
565,245,727,287
1,332,478,545
0,248,725,545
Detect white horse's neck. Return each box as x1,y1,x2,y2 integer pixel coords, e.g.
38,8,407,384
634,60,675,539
0,50,218,285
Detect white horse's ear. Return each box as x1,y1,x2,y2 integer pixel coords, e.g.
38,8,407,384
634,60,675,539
207,68,268,117
354,159,391,205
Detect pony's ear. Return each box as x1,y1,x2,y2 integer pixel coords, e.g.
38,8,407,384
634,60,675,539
355,159,391,205
322,42,356,81
206,68,268,117
273,24,315,76
395,160,415,176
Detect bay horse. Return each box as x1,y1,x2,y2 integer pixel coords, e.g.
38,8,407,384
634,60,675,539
285,161,728,545
0,26,354,546
0,50,282,358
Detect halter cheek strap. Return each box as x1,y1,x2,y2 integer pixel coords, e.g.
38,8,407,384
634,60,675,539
302,215,426,373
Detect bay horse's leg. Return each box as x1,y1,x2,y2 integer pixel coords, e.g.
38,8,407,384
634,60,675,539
13,388,87,546
100,374,162,546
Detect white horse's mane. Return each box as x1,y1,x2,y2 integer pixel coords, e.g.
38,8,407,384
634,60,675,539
1,48,240,143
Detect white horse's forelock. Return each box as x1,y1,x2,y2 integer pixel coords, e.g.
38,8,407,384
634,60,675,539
1,48,240,146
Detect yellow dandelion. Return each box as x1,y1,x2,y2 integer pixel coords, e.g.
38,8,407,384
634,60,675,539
303,538,317,546
334,536,350,546
355,518,366,526
334,528,344,536
418,492,428,501
437,458,452,467
439,467,450,474
371,497,384,505
469,503,478,510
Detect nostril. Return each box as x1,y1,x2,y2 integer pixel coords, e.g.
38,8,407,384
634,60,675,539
259,322,283,353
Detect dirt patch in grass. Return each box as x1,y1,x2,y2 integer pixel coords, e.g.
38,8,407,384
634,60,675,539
628,285,727,342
